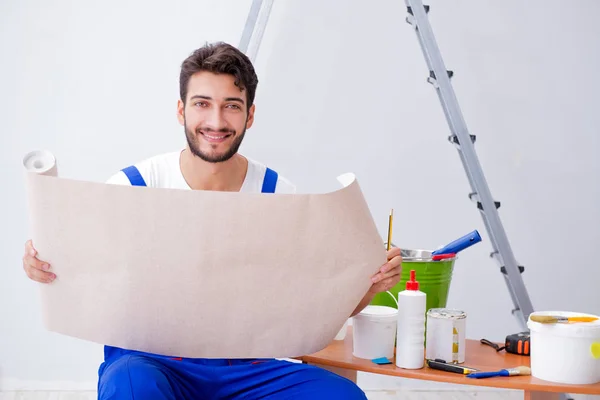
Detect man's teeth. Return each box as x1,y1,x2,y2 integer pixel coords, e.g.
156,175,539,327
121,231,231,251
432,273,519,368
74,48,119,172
203,133,228,139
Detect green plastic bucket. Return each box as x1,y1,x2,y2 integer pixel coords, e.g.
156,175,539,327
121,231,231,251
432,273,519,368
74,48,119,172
370,248,456,312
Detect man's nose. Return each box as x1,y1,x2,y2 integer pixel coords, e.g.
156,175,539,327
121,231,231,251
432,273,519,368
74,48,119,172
204,107,227,131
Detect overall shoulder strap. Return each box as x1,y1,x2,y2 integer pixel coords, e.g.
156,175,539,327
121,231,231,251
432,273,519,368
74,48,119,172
261,167,278,193
121,165,147,187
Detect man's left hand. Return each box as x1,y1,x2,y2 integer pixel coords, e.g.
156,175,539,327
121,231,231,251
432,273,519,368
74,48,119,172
368,247,402,295
350,247,403,317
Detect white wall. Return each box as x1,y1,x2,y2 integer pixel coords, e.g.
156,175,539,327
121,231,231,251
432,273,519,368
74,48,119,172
0,0,254,388
2,0,599,393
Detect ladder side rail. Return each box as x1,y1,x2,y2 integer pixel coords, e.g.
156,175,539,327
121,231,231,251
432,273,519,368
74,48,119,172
238,0,275,62
447,136,527,327
407,7,483,210
477,203,528,330
404,0,535,323
239,0,264,53
407,1,499,254
447,111,527,329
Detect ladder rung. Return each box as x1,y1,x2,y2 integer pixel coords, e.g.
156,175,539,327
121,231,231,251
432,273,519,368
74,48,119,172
405,4,430,26
468,192,501,210
448,134,476,145
427,70,454,87
407,5,430,15
429,70,454,80
501,265,525,274
477,201,501,211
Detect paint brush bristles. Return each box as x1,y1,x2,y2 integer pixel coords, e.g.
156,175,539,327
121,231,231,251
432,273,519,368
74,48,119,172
506,366,531,376
386,209,393,251
530,315,598,324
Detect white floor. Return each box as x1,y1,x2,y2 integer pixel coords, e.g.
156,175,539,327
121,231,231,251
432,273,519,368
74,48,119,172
0,390,524,400
367,391,522,399
0,394,97,400
5,390,600,399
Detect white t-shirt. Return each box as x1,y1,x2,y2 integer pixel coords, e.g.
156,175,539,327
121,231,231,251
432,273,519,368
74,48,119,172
105,150,296,194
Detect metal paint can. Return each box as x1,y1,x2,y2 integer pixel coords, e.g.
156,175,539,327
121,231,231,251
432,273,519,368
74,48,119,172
425,308,467,364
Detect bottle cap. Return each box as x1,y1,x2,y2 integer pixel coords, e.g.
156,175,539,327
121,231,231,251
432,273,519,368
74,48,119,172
406,269,419,290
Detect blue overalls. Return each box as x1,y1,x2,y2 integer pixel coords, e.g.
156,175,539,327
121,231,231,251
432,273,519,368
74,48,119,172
96,165,366,399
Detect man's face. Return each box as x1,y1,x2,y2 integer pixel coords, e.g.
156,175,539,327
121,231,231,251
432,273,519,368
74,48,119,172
177,71,255,163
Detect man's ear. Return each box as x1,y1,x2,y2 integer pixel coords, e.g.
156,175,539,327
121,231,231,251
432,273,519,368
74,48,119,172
245,104,256,129
176,99,185,126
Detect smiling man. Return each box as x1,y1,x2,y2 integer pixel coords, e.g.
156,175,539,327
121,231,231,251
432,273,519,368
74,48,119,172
22,42,402,399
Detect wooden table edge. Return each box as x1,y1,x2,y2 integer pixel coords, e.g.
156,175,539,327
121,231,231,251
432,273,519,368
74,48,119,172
295,328,600,396
298,357,569,400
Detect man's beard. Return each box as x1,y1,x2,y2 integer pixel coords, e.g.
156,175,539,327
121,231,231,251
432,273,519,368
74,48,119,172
184,119,246,163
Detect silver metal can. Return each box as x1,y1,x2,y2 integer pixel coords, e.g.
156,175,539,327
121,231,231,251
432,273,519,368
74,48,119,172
425,308,467,364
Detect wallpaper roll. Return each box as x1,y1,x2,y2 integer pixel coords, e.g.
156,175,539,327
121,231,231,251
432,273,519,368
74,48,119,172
23,150,58,177
22,150,387,359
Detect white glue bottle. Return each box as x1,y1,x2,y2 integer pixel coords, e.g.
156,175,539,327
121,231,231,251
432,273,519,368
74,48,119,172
395,269,426,369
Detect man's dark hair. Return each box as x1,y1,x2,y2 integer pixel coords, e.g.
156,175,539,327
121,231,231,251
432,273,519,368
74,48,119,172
179,42,258,110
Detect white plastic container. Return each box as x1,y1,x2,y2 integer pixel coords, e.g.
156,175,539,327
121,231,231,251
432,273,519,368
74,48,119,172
395,269,426,369
352,305,398,359
527,311,600,385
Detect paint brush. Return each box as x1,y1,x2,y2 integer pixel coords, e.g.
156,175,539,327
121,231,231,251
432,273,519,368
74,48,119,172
530,315,598,324
466,366,531,379
386,209,393,251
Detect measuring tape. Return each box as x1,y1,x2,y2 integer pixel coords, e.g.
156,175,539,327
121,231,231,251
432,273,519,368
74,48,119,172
481,331,530,356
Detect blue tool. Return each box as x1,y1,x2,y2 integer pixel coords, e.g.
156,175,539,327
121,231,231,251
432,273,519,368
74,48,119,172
371,357,392,365
431,230,482,256
466,366,530,379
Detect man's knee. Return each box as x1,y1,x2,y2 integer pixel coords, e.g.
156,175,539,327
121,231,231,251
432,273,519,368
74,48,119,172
98,355,174,400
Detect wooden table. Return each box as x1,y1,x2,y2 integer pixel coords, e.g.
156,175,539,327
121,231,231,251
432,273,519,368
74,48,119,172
298,327,600,400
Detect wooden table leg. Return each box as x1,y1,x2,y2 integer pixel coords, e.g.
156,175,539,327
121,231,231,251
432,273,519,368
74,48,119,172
305,362,357,383
524,391,562,400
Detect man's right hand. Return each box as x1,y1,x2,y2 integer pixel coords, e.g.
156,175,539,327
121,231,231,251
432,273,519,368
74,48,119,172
22,240,55,283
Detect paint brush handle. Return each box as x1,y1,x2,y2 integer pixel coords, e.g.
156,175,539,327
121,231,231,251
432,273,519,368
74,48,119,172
432,230,482,256
530,315,598,324
466,370,508,379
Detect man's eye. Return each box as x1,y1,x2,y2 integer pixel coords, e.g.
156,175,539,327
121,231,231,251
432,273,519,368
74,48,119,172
227,104,240,109
194,102,207,107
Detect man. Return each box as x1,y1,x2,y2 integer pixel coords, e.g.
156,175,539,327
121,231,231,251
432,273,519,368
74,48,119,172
22,42,402,399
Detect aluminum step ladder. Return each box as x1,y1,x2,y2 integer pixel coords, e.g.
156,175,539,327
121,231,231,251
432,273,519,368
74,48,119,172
239,0,535,330
238,2,570,397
